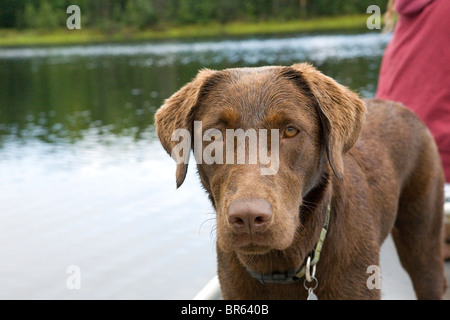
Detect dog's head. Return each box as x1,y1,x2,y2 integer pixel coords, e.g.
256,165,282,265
155,63,365,273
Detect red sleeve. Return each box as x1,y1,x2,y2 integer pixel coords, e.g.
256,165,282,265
395,0,434,16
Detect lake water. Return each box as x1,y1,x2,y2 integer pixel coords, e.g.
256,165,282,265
0,32,391,299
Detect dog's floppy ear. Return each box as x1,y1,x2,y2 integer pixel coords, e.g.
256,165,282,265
154,68,216,188
290,63,366,180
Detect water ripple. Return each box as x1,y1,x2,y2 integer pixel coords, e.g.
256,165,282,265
0,33,391,65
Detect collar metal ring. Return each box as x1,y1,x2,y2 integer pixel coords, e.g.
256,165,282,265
305,256,317,282
303,276,318,291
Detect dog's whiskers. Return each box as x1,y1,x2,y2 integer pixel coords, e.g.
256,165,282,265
199,212,218,240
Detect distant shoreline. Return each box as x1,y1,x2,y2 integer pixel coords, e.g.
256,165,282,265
0,14,375,47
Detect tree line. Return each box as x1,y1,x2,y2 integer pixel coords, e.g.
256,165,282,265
0,0,387,30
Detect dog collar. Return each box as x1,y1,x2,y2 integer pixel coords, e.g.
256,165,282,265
246,205,331,285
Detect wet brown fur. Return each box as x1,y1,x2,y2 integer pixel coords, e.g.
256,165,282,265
155,63,446,299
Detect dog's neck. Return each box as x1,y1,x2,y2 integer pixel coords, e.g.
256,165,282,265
301,169,331,216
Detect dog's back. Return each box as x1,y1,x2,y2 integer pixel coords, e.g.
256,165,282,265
351,99,446,298
352,99,443,239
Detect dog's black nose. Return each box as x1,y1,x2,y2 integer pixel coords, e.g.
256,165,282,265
227,199,272,234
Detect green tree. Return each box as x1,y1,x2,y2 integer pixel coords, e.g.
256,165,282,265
0,0,391,30
176,0,197,25
23,3,37,29
125,0,157,29
35,0,59,29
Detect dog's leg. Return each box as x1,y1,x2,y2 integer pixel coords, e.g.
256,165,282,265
392,170,446,299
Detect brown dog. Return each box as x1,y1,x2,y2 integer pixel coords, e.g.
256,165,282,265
155,63,446,299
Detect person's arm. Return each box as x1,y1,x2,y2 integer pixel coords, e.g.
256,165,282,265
395,0,434,16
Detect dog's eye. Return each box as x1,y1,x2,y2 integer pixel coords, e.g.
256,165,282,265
283,126,298,138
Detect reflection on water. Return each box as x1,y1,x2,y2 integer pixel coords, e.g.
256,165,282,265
0,33,390,63
0,32,389,299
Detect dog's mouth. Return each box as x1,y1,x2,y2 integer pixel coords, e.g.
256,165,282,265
221,230,294,255
235,243,272,255
221,223,310,276
235,246,305,276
